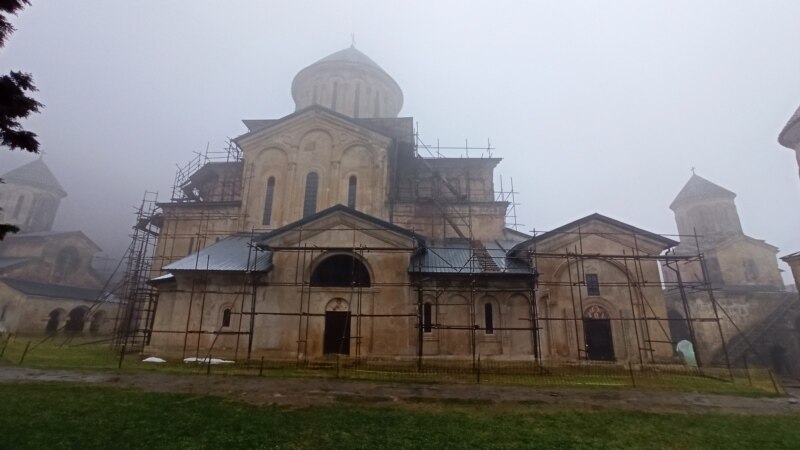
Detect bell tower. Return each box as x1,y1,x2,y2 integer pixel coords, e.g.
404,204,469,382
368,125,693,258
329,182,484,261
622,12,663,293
670,173,743,242
0,158,67,233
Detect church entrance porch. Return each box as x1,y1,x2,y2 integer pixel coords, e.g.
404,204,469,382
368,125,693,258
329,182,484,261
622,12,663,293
324,311,351,355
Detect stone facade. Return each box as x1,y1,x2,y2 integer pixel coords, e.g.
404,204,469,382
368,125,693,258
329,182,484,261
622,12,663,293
0,160,116,336
145,47,676,363
664,174,800,374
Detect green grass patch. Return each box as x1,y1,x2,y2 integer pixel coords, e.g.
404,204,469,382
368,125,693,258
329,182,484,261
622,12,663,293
0,383,798,449
0,337,782,397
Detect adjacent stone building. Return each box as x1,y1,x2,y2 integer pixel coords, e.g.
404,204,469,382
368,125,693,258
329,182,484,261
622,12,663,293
663,174,799,374
144,47,676,363
778,104,800,291
0,159,116,336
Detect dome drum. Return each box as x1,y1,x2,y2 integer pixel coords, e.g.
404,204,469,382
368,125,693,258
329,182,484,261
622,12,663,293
291,47,403,119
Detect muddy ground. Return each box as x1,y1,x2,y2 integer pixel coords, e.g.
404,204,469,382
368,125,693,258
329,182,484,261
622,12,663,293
1,365,799,415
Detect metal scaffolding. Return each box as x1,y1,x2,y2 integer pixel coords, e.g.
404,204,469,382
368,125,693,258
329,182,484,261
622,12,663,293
111,135,736,376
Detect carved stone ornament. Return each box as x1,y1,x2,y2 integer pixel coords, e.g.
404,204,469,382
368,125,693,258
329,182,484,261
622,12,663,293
325,298,349,312
583,304,610,319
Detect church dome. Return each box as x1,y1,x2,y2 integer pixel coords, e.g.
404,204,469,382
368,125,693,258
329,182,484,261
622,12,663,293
778,104,800,149
291,46,403,119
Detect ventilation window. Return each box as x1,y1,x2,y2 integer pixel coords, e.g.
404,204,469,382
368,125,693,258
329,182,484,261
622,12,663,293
222,308,231,328
484,303,494,334
263,176,276,225
303,172,319,218
423,302,433,333
347,176,357,209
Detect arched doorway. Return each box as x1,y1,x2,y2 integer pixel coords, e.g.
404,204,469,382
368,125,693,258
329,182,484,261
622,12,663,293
46,308,65,333
64,307,88,334
323,298,350,355
583,305,614,361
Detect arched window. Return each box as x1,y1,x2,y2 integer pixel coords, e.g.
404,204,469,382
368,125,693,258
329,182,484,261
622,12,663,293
310,254,371,287
12,195,25,219
262,176,276,225
347,176,357,209
331,81,339,110
222,308,232,327
484,303,494,334
423,302,433,333
303,172,319,218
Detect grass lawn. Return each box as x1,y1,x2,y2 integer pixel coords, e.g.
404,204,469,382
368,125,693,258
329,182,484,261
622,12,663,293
0,382,798,449
0,337,783,397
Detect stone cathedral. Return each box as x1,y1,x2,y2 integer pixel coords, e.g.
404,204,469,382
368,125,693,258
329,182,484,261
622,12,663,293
145,46,677,362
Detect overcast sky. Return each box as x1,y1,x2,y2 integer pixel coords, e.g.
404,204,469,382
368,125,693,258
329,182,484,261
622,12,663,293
1,1,799,281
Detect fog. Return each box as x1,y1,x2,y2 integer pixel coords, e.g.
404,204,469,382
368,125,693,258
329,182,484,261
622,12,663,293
1,1,799,281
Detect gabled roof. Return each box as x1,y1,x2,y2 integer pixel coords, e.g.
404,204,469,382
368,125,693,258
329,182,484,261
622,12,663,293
0,257,32,271
778,104,800,149
510,213,678,255
257,204,424,246
410,239,532,276
233,105,395,146
1,278,112,303
3,230,102,252
670,174,736,209
1,158,66,197
782,250,800,263
163,234,273,273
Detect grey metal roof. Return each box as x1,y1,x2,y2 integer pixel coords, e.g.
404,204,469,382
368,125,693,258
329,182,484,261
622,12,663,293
410,240,532,276
1,278,114,303
164,235,273,272
0,257,32,271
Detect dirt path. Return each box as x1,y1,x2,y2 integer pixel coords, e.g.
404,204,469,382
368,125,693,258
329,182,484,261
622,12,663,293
1,365,799,415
